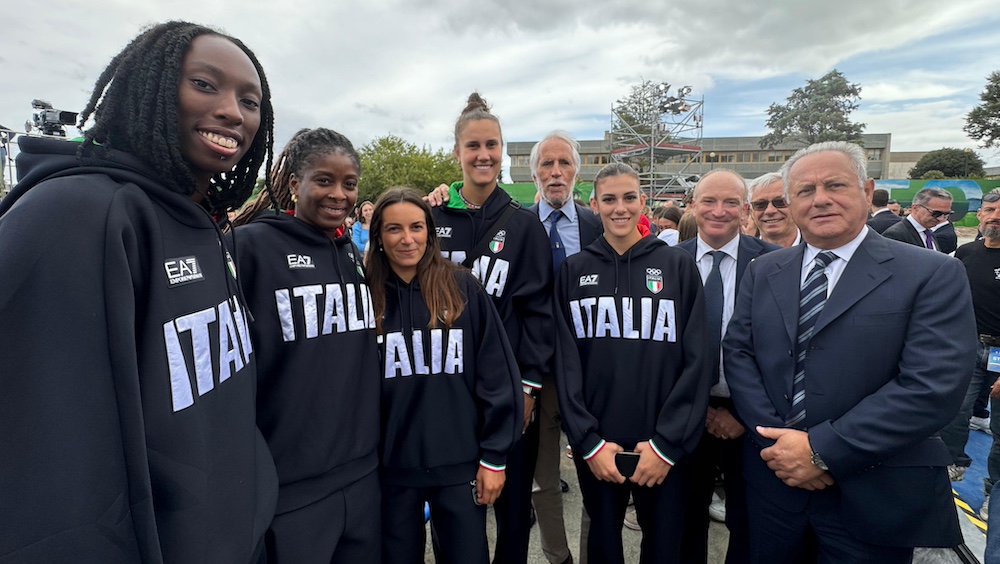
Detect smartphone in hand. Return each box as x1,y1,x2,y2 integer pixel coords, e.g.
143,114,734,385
615,451,640,478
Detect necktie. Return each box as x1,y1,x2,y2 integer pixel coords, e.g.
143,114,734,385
787,251,837,428
550,210,566,273
704,251,725,385
924,229,935,250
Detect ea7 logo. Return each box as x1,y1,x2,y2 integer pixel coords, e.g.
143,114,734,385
436,227,453,238
579,274,599,287
165,256,204,287
287,254,315,269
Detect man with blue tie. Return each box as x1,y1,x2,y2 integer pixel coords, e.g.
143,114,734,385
724,141,976,562
677,169,779,564
527,131,602,564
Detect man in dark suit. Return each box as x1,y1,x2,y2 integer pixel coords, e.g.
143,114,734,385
882,187,954,251
866,188,901,234
526,131,602,564
677,169,780,564
724,141,976,562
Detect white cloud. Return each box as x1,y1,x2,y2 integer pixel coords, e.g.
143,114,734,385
2,0,999,174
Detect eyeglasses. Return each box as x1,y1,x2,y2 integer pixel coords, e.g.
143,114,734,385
916,204,953,219
750,197,788,212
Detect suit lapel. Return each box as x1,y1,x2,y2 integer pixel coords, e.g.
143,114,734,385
766,245,805,346
736,235,762,290
812,231,892,336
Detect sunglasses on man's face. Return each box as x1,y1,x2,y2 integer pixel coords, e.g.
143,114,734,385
917,204,953,219
750,197,788,212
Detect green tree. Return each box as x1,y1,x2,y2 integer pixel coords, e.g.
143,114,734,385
908,148,985,179
357,135,463,203
760,69,865,149
920,170,946,180
965,71,1000,149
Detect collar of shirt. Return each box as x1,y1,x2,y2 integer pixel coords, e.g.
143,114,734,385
801,225,869,293
539,199,578,225
793,230,803,247
906,214,931,237
695,234,740,264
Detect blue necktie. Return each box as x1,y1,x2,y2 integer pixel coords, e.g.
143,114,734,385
787,251,837,428
550,210,566,273
704,251,725,385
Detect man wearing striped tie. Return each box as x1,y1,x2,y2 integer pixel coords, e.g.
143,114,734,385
723,141,977,563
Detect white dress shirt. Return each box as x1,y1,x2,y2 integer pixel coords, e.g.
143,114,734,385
800,226,869,296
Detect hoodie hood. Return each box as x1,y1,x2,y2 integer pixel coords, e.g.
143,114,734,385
4,135,208,228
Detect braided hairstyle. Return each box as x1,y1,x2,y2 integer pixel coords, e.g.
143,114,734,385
231,127,361,227
77,21,274,214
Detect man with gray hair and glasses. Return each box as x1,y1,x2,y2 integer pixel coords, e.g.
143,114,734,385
748,172,800,248
882,187,954,251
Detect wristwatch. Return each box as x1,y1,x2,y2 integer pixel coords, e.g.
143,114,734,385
810,449,829,471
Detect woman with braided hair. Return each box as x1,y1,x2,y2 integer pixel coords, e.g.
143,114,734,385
231,128,382,563
0,21,277,562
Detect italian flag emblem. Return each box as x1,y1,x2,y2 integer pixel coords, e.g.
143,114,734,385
489,230,507,254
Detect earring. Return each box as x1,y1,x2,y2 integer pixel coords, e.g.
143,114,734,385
291,194,298,204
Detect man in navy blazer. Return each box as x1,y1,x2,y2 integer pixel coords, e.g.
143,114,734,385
676,169,780,564
882,187,955,252
724,141,976,562
866,188,901,234
526,131,602,564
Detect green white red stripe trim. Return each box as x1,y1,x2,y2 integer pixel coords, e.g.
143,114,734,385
480,460,505,472
648,439,675,466
583,440,606,460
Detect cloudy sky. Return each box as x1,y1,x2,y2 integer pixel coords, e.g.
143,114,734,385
3,0,999,177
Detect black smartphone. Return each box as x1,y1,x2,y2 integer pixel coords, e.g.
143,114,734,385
615,451,640,478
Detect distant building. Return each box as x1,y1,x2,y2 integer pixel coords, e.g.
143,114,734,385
508,133,893,183
885,151,927,179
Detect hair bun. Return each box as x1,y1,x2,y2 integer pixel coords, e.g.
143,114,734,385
462,92,490,115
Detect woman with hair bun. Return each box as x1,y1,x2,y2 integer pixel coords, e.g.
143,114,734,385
431,92,555,564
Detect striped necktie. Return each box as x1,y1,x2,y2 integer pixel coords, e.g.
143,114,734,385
787,251,837,428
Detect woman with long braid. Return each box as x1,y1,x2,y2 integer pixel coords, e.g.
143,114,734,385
0,21,277,562
231,128,382,563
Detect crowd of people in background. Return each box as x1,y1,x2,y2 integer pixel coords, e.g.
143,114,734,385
2,18,999,564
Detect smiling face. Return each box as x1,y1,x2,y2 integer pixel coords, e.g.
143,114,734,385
787,150,873,250
533,137,577,208
290,150,360,238
691,171,746,249
455,119,502,191
360,202,374,224
177,34,263,193
750,180,796,243
379,202,429,282
593,174,646,252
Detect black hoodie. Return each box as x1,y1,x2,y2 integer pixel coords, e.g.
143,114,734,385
432,182,554,391
0,135,277,563
554,234,710,466
233,213,380,513
378,270,522,487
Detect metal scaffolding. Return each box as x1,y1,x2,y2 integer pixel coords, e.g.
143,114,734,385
609,82,704,200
